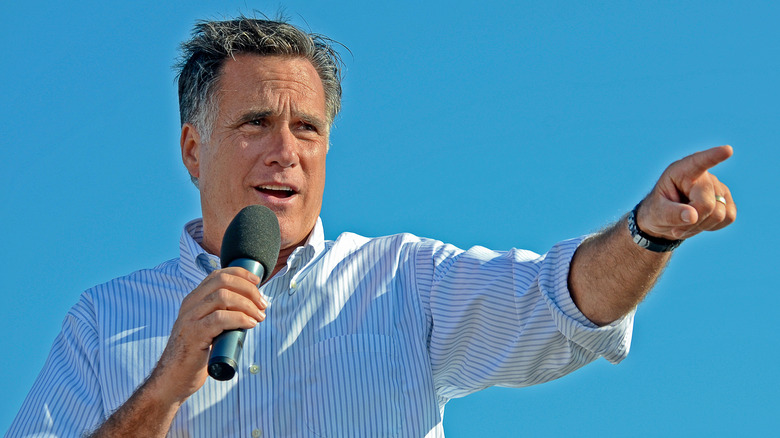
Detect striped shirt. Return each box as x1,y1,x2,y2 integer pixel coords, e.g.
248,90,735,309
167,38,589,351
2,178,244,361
7,218,633,437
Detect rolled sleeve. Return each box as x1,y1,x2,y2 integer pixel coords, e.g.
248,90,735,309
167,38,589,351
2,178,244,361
538,237,634,364
419,235,635,400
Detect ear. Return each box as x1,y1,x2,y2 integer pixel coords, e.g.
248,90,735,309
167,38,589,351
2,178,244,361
181,123,202,179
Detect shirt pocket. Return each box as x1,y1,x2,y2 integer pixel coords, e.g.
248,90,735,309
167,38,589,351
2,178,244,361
304,334,401,437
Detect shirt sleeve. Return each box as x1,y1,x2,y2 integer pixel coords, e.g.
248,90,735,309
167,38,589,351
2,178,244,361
413,236,634,401
5,294,104,438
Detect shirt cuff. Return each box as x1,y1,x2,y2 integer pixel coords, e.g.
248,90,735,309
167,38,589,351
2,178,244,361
538,236,635,364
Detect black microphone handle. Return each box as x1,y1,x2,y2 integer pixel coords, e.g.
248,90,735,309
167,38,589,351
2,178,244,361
207,258,264,381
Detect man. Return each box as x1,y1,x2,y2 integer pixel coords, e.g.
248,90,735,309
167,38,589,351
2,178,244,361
6,16,735,437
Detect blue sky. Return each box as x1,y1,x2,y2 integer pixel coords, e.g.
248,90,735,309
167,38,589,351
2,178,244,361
2,1,778,436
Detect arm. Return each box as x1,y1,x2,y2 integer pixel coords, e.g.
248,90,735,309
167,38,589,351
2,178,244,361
569,145,737,326
87,376,182,437
89,267,268,437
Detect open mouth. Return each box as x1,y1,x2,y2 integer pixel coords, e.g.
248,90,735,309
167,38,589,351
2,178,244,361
255,184,296,199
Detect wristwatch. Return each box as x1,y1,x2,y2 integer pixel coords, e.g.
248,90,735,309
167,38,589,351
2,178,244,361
627,204,683,252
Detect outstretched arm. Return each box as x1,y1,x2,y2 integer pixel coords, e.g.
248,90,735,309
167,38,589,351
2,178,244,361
568,145,737,326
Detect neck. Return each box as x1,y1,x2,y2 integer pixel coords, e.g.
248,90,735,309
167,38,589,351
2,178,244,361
200,220,313,282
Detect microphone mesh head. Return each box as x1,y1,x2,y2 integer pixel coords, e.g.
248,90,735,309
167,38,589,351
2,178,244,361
220,205,281,282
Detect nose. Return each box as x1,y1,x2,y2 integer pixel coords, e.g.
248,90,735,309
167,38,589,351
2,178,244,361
263,125,299,168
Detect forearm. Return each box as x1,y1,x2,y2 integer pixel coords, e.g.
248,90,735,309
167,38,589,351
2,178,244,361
568,215,671,326
89,266,267,436
88,370,182,438
568,146,737,326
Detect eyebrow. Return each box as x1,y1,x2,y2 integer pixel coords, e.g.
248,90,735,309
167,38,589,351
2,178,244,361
234,110,272,126
299,113,329,133
235,109,328,132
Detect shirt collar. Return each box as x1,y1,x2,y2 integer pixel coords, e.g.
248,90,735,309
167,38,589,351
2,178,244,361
278,217,325,276
178,218,217,286
178,217,326,286
304,217,325,257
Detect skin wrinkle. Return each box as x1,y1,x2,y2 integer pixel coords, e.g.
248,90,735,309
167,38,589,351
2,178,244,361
176,18,345,151
183,54,329,277
219,82,328,138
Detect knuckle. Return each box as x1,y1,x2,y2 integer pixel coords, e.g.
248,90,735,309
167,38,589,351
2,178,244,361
213,288,232,304
204,270,222,282
204,309,254,331
214,271,233,284
691,202,714,221
205,309,229,327
701,199,717,213
180,293,194,306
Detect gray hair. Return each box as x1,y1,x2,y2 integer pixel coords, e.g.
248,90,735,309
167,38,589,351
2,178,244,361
175,15,345,147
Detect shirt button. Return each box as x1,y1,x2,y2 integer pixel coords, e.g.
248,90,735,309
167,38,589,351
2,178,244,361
252,429,262,438
249,364,259,374
290,280,298,289
209,259,219,268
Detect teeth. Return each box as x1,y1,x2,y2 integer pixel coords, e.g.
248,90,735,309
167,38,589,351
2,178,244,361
258,185,293,192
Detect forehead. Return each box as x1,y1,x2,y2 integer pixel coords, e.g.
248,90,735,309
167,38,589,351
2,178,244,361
215,54,326,113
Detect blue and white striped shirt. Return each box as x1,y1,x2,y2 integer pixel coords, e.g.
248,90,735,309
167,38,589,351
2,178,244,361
7,218,633,437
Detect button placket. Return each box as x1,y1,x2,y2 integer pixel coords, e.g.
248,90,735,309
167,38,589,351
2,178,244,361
252,275,282,435
286,244,321,295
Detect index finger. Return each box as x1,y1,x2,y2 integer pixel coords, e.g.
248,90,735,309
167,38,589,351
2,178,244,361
186,267,265,307
220,266,262,286
677,145,733,178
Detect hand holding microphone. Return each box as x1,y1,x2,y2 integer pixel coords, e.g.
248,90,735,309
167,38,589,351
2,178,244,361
84,206,280,436
143,205,280,407
208,205,281,380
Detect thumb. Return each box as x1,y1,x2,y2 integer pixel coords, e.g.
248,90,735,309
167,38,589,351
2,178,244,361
640,196,698,237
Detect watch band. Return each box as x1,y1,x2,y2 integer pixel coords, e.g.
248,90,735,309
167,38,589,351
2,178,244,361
627,204,683,252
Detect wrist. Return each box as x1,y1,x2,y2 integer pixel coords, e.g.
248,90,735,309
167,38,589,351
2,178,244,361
145,363,194,408
89,372,182,438
627,203,683,252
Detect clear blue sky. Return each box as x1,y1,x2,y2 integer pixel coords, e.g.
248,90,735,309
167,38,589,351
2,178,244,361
2,1,777,436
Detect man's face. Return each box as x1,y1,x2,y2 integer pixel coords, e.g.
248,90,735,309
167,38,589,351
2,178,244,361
182,54,329,256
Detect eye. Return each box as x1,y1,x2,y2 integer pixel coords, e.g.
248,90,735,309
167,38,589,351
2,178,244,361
247,117,268,127
292,121,319,135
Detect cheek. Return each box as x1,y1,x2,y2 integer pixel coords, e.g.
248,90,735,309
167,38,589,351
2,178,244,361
303,170,326,218
308,154,327,194
204,143,254,183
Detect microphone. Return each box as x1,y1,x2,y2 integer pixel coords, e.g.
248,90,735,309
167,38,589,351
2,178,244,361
207,205,280,381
